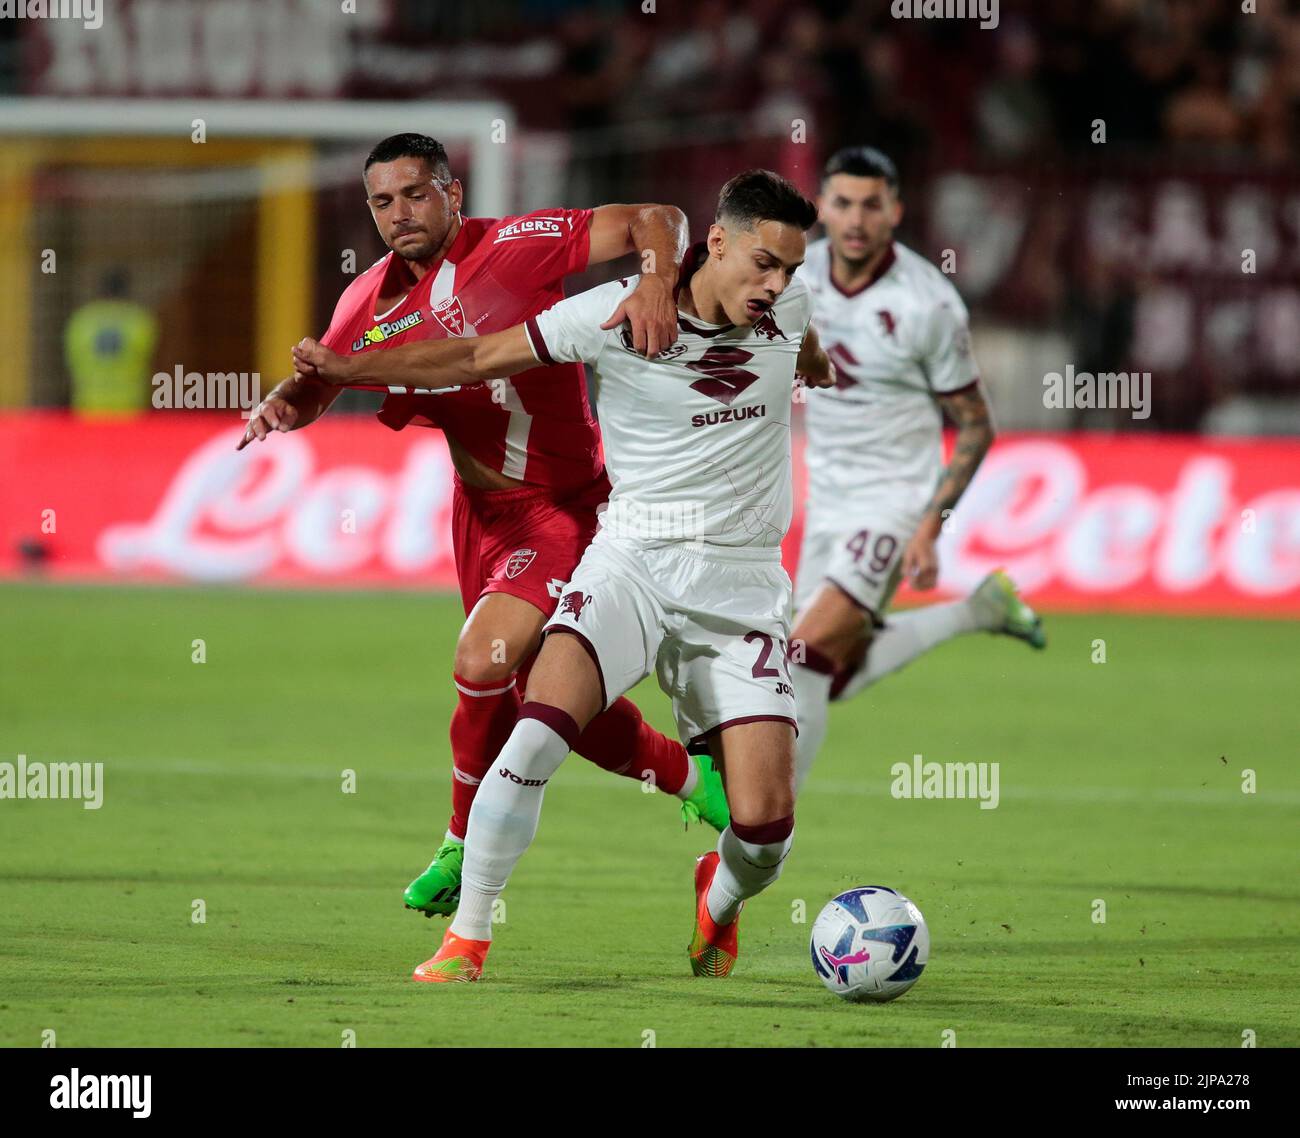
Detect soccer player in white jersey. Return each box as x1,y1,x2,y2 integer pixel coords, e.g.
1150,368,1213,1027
293,171,834,982
789,146,1045,790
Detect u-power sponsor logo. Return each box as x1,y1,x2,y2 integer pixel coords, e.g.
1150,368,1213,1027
352,310,425,352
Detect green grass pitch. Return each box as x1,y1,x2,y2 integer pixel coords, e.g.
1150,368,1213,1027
1,583,1295,1048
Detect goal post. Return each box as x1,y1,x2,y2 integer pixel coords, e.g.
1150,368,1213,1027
0,98,515,407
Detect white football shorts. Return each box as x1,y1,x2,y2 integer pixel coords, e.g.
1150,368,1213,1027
543,529,797,752
794,500,922,617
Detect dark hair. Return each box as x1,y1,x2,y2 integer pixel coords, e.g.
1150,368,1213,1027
822,146,899,191
716,169,818,232
364,133,452,181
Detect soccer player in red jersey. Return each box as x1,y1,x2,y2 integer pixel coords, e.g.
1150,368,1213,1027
239,134,729,917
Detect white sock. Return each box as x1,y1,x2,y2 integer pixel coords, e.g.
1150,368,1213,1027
450,714,572,941
443,830,464,847
792,662,834,792
837,599,983,702
707,823,795,925
675,755,700,801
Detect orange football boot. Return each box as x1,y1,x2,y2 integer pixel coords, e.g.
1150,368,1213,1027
412,929,490,983
688,852,741,977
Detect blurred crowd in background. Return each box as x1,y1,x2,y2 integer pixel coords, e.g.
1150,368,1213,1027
3,0,1299,433
386,0,1300,166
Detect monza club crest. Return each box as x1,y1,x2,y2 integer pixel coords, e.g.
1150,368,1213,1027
431,296,468,337
504,548,537,579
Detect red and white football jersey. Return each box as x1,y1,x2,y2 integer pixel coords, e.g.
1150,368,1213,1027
320,209,602,492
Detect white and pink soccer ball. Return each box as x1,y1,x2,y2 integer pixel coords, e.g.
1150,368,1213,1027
810,886,930,1003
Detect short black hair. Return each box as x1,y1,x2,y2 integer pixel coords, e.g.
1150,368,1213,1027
822,146,899,191
716,169,818,232
364,133,452,181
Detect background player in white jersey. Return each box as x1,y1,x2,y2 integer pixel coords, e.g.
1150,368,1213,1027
790,147,1046,789
294,171,835,983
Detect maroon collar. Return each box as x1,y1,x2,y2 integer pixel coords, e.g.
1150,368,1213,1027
829,241,896,298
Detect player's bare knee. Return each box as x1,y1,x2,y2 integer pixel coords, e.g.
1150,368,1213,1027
792,585,872,672
453,631,524,685
729,783,796,830
791,627,865,674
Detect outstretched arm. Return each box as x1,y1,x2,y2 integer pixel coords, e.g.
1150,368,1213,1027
587,203,688,358
291,326,539,390
236,373,343,451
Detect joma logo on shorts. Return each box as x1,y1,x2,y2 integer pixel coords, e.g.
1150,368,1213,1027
691,404,766,428
498,767,549,787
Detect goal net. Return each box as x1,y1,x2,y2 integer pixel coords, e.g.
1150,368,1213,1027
0,98,514,409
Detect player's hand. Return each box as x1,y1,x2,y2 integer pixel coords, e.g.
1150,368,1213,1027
798,359,837,390
237,392,300,450
602,274,678,359
291,337,351,385
902,530,940,590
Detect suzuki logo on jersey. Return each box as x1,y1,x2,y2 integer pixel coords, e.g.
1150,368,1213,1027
691,405,767,428
504,548,536,579
351,310,424,352
493,217,565,243
559,590,590,620
431,296,468,337
877,310,898,339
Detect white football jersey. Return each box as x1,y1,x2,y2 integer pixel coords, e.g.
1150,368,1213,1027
799,238,980,516
525,266,812,550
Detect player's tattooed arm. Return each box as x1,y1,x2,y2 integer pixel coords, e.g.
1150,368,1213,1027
588,204,688,359
904,383,995,589
291,327,538,390
237,373,342,450
795,323,836,390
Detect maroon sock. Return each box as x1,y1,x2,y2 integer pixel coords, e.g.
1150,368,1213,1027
573,695,690,795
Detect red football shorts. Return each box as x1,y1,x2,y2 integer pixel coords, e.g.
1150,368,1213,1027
450,471,612,617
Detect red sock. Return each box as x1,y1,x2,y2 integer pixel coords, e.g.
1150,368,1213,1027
573,696,690,795
447,673,521,839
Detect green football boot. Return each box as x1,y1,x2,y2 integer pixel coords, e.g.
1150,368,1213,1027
679,753,730,832
403,838,464,917
974,569,1046,650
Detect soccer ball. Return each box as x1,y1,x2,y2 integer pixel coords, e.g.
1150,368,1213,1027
810,886,929,1003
